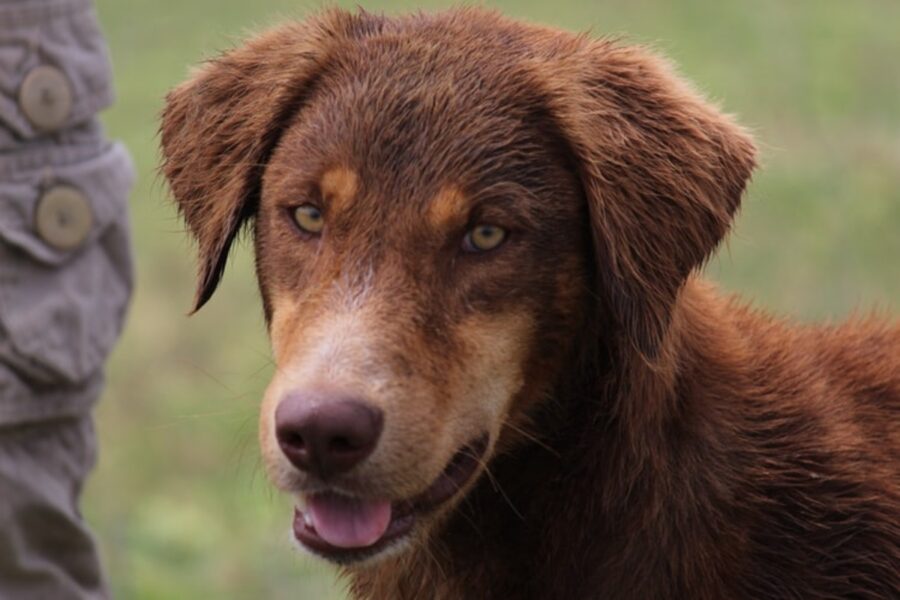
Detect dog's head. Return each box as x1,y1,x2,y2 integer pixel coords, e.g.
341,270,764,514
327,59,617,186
161,8,755,565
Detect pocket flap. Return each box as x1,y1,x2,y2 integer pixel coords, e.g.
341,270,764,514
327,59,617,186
0,0,114,143
0,142,133,265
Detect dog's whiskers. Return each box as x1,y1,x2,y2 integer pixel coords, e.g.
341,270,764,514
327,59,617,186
470,454,525,522
500,417,561,458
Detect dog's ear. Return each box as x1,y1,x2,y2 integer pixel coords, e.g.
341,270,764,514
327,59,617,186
160,10,383,312
542,41,756,358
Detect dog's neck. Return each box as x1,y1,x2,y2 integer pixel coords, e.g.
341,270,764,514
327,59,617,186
347,278,745,599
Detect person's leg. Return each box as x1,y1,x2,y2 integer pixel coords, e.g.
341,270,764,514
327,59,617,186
0,416,108,599
0,0,132,596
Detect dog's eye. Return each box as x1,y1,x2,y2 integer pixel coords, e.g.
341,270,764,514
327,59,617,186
292,204,324,234
464,224,507,252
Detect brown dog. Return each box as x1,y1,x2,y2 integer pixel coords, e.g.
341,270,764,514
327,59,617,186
160,8,900,599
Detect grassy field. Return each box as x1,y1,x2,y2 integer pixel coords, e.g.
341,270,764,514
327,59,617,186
86,1,899,598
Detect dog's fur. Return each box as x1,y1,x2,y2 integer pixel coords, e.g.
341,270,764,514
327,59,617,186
160,8,900,599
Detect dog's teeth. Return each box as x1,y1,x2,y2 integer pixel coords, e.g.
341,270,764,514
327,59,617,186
303,511,314,528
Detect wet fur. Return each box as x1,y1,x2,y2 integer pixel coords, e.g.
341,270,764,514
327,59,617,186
160,8,900,599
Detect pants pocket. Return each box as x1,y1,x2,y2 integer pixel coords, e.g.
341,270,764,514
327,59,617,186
0,0,114,147
0,142,133,386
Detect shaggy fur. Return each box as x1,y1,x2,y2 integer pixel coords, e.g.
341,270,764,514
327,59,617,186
160,8,900,599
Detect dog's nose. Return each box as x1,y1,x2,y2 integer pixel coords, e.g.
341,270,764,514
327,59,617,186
275,392,383,479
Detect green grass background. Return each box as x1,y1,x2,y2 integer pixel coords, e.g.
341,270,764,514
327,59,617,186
86,1,900,598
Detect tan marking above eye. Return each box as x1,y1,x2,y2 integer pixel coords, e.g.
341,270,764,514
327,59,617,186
320,167,359,214
465,224,507,252
293,204,324,234
428,186,468,228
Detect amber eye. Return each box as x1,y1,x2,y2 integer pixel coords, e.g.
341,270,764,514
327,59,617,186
464,224,507,252
292,204,324,234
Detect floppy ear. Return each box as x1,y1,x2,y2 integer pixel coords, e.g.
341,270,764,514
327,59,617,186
542,40,756,358
160,10,382,311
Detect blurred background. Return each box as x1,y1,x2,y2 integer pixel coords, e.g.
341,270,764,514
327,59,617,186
87,0,900,598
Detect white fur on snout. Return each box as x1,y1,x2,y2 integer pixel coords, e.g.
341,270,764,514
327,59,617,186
290,309,392,393
261,298,400,489
332,264,377,313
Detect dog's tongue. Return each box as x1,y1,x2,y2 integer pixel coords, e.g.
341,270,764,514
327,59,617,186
307,493,392,549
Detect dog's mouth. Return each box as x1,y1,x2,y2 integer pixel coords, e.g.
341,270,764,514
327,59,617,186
292,434,489,563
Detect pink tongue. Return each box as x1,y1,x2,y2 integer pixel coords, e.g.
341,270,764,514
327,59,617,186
307,493,392,549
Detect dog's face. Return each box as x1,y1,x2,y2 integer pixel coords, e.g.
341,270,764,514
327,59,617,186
161,9,755,566
253,55,588,561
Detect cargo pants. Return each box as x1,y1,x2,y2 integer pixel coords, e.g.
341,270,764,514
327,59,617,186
0,0,133,597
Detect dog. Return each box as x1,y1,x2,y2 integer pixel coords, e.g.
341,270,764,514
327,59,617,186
160,8,900,599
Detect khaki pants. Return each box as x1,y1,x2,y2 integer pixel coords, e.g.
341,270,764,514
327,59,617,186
0,416,107,599
0,0,132,597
